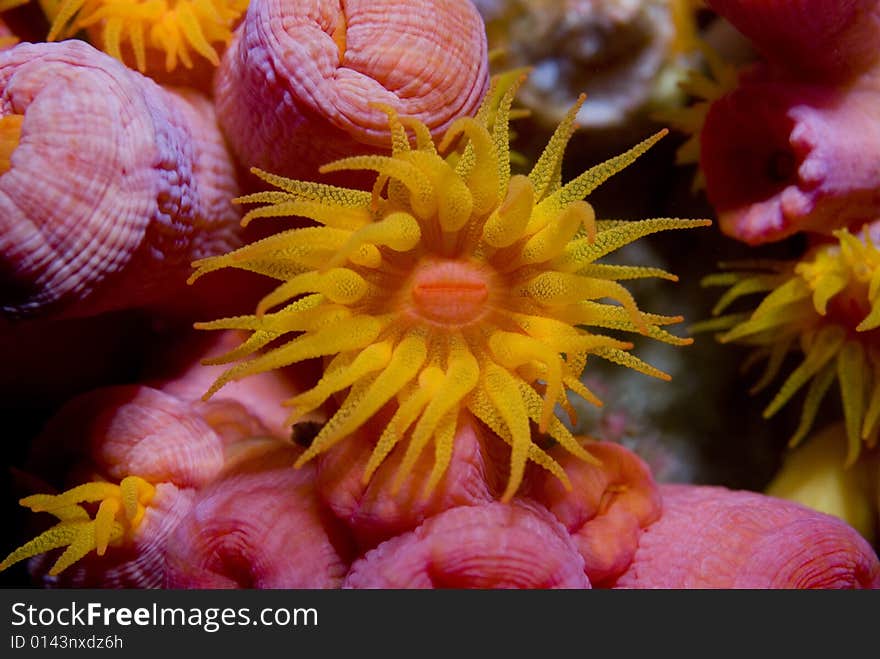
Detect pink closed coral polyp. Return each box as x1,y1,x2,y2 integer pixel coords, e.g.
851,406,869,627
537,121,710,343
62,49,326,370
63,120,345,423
343,502,591,589
616,485,880,588
214,0,489,182
699,0,880,245
701,69,880,245
0,40,241,320
7,382,880,589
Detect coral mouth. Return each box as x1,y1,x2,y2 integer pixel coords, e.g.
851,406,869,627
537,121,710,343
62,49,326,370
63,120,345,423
409,258,491,326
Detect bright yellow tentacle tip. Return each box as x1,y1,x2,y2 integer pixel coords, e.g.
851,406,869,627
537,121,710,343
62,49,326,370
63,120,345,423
695,227,880,466
0,476,155,576
190,73,709,502
44,0,247,72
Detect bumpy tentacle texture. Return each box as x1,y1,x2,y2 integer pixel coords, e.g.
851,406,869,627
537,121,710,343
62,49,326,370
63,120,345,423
0,476,155,576
695,226,880,465
190,77,709,502
46,0,247,72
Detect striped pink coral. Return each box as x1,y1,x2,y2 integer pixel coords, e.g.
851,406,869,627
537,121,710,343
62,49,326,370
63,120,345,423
0,40,241,320
615,484,880,588
213,0,489,183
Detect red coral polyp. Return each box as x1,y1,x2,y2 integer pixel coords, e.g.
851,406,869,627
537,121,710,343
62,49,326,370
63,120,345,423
701,65,880,245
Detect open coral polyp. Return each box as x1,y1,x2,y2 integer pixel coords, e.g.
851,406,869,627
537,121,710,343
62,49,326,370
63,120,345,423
0,476,155,576
190,78,709,501
698,225,880,464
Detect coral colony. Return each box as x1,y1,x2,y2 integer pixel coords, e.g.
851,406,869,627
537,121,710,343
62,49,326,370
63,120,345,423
0,0,878,588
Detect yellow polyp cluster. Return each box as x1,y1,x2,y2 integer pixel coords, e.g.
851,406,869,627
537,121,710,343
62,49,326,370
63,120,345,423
189,75,709,502
46,0,247,72
0,476,155,576
695,227,880,465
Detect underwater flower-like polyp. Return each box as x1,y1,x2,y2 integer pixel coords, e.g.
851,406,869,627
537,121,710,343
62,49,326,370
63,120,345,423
190,77,709,501
47,0,247,72
696,225,880,464
0,476,155,576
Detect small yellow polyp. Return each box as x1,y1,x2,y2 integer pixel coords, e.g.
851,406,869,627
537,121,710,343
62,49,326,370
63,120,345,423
190,73,708,502
45,0,248,72
0,475,156,576
696,227,880,465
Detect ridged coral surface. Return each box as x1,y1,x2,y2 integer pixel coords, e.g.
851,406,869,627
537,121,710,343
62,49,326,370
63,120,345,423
0,40,241,320
214,0,489,181
615,484,880,588
343,501,591,588
5,385,227,587
4,382,878,588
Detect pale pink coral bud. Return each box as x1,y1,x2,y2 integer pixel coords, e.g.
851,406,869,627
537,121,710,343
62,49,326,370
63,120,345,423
701,64,880,245
614,484,880,588
29,386,226,488
165,447,353,588
0,40,241,320
706,0,880,79
526,441,662,586
146,329,318,440
316,414,505,550
343,501,590,589
213,0,489,182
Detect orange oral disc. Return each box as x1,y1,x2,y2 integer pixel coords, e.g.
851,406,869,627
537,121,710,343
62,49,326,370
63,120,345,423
410,258,490,326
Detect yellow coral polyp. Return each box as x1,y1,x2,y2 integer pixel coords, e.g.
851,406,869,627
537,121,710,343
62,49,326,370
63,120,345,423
0,476,155,576
696,227,880,465
190,76,709,502
47,0,247,72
